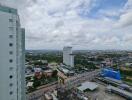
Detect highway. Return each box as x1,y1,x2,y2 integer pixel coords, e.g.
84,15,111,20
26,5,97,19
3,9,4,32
27,69,100,100
27,82,58,100
64,69,100,88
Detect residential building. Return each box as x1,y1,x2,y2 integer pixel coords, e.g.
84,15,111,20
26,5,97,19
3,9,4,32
0,4,26,100
63,47,74,67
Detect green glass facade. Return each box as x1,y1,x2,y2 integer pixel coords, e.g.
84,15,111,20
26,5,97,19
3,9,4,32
0,5,17,14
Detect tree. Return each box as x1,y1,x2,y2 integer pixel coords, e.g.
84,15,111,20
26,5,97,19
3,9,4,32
33,76,41,88
52,70,58,77
85,62,97,69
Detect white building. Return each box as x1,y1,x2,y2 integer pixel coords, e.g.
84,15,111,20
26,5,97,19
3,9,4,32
0,5,26,100
63,47,74,67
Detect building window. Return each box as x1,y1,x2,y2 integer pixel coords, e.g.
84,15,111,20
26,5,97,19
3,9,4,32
9,59,13,63
16,20,19,25
9,75,13,79
9,19,13,22
9,43,13,47
9,91,13,95
9,67,13,71
9,35,13,38
9,83,13,87
9,51,13,55
9,27,14,31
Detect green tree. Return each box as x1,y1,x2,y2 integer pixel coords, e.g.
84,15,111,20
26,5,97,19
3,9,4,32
52,70,58,77
33,76,41,88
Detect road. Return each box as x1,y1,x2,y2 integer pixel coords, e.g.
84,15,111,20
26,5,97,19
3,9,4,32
27,82,58,100
63,69,100,88
27,69,100,100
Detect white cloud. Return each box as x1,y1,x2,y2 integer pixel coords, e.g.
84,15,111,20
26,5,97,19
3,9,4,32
97,9,121,17
124,0,132,10
0,0,132,50
115,11,132,28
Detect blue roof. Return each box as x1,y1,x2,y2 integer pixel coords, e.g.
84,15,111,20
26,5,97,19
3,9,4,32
101,68,121,80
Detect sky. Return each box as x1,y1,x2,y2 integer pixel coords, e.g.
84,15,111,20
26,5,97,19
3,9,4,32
1,0,132,50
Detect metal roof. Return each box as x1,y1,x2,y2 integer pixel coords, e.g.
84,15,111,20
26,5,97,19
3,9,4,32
27,82,33,87
106,86,132,99
104,77,122,84
78,81,98,91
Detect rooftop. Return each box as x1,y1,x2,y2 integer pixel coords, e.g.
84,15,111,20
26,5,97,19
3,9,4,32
78,81,98,91
106,85,132,99
104,77,122,84
0,4,17,14
27,82,33,87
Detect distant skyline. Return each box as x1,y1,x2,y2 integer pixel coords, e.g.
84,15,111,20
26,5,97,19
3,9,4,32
1,0,132,50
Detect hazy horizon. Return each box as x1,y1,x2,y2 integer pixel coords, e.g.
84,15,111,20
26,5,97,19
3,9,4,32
26,49,132,51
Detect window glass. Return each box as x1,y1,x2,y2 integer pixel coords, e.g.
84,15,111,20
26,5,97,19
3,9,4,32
9,43,13,47
9,19,13,22
9,35,13,38
9,59,13,63
9,75,13,79
9,91,13,95
9,51,13,55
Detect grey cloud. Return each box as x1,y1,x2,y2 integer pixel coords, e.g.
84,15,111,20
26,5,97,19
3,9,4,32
1,0,132,50
116,11,132,28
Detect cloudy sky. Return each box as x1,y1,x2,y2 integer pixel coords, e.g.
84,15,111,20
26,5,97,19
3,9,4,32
1,0,132,50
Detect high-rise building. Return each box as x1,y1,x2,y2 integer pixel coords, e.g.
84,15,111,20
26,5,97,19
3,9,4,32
63,47,74,67
0,5,26,100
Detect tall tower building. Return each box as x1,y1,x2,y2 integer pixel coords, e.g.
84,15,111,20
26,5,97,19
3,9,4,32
0,5,26,100
63,47,74,67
